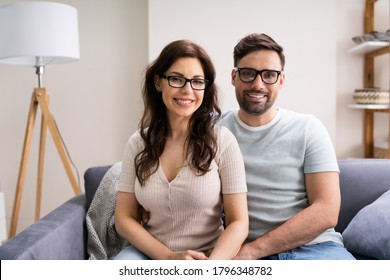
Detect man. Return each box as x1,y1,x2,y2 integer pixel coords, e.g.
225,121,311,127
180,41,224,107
219,33,355,260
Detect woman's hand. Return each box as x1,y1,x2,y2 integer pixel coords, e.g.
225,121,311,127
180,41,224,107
168,250,208,260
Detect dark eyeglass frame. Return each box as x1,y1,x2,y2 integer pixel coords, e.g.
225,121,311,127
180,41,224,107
234,67,282,85
160,74,209,90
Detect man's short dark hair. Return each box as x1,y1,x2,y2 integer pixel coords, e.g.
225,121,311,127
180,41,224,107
233,33,285,70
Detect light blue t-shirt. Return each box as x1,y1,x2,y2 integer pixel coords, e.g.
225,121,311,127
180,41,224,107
219,108,343,245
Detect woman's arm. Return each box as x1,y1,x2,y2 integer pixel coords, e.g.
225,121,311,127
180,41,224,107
208,192,248,260
114,191,208,260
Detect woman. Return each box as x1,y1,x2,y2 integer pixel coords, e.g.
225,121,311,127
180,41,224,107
114,40,248,260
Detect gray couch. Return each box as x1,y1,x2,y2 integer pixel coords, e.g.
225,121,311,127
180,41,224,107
1,159,389,260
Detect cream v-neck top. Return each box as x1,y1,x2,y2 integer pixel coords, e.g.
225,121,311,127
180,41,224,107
118,125,247,252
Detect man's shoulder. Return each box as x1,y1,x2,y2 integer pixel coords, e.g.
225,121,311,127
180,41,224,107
219,109,238,127
221,109,237,119
280,108,313,119
214,124,237,141
280,108,319,126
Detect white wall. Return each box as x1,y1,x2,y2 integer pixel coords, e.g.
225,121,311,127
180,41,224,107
0,0,388,236
149,0,338,141
0,0,147,234
148,0,389,159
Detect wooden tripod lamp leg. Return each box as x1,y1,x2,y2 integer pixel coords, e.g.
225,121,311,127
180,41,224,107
9,88,81,239
9,92,39,238
34,88,81,195
35,92,50,221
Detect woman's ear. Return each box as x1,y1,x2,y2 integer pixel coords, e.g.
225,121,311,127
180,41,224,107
154,75,162,92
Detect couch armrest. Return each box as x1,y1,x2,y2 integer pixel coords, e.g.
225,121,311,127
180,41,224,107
0,194,87,260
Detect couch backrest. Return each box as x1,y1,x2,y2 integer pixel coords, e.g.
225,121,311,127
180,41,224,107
83,159,390,234
84,165,112,210
336,159,390,233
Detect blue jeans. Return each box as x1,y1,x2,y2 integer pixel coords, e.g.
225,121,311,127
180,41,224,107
113,241,355,260
262,241,356,260
113,245,151,260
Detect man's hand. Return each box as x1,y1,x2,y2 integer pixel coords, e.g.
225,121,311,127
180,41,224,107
138,205,150,225
233,242,259,260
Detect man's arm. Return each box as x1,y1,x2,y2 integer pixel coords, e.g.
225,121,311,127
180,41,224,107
234,171,340,260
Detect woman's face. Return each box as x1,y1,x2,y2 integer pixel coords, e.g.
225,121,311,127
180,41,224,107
155,57,205,124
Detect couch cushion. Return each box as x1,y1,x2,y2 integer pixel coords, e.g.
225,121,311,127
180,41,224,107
342,189,390,260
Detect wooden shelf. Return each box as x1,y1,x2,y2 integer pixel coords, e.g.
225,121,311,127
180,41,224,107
349,0,390,158
348,41,390,54
348,104,389,110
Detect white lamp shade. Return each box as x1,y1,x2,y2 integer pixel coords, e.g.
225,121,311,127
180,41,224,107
0,1,80,66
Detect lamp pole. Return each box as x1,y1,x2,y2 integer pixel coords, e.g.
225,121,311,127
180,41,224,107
35,66,44,88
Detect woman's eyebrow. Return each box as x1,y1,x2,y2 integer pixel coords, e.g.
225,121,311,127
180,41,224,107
167,71,205,78
167,71,184,76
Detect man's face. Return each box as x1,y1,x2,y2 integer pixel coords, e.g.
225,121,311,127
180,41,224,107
231,50,284,116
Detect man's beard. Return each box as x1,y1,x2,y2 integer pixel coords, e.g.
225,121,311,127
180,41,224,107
237,90,274,115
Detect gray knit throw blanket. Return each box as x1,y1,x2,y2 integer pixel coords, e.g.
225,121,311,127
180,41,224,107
86,162,129,260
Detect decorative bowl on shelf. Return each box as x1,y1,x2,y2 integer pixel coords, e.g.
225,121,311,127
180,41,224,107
352,33,376,44
353,88,389,105
352,30,390,44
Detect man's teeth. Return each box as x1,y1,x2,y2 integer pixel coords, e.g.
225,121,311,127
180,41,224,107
248,94,267,98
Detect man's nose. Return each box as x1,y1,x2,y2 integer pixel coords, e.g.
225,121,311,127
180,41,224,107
250,74,266,89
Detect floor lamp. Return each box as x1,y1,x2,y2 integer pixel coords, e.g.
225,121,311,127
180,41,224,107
0,2,81,238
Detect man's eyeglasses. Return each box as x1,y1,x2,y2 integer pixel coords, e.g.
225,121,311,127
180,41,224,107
234,67,281,85
160,75,209,90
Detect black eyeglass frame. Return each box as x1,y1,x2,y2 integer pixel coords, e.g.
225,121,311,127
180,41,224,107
234,67,282,85
160,74,209,90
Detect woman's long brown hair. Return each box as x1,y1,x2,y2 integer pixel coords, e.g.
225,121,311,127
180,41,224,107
135,40,221,186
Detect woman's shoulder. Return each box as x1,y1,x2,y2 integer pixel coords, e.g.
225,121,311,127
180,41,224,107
126,130,140,143
214,125,239,147
214,124,234,137
125,130,144,150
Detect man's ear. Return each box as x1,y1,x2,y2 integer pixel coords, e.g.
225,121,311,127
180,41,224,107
154,75,162,92
231,68,237,86
279,72,285,88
